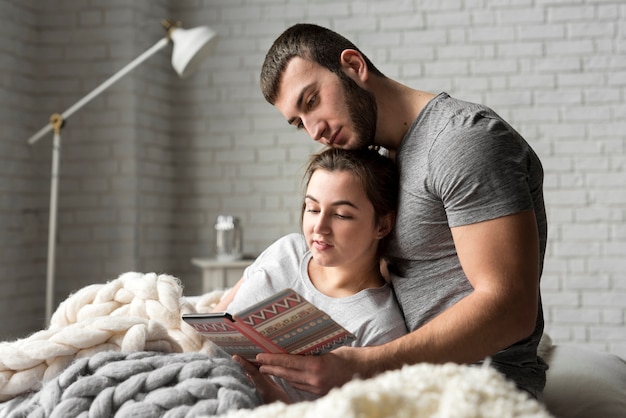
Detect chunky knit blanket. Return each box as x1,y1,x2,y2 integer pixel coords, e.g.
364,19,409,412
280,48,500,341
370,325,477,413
1,351,259,417
0,272,261,416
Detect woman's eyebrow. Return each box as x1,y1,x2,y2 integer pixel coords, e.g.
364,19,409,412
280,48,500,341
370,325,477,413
305,195,358,209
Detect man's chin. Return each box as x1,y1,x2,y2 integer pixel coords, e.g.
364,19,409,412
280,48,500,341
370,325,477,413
337,137,374,150
327,140,354,150
355,139,376,150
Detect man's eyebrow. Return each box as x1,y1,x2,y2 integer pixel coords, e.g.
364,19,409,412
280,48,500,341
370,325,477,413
287,83,315,125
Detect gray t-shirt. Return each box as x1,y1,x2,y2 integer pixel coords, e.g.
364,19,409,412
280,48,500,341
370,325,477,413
227,233,408,402
387,92,548,396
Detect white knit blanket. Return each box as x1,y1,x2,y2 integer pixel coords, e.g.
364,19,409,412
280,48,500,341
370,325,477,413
216,362,553,418
0,272,225,402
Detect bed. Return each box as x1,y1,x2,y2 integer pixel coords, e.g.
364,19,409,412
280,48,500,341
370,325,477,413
1,272,624,417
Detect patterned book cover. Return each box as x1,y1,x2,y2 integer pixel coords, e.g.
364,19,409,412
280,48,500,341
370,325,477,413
182,313,279,361
182,288,355,361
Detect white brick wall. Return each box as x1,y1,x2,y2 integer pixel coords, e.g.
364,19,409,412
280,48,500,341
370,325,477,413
0,0,47,336
1,0,624,357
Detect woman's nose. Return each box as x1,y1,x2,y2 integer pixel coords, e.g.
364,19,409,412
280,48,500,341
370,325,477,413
313,214,330,234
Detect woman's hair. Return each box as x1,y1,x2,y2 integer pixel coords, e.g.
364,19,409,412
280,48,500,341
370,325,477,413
301,147,398,257
260,23,385,104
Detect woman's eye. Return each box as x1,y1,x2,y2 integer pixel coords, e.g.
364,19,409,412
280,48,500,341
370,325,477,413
335,213,352,219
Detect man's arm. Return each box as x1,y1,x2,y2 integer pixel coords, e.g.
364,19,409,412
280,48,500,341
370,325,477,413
255,210,541,395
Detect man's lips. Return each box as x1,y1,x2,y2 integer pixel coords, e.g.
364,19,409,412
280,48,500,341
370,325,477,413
328,128,341,146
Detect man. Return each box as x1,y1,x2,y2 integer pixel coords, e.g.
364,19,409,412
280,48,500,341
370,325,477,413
254,23,547,399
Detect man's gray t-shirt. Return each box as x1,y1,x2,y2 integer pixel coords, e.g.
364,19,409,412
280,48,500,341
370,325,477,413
387,92,548,395
227,233,408,402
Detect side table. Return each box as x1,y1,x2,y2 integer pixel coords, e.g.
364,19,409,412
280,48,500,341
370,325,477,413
191,257,255,293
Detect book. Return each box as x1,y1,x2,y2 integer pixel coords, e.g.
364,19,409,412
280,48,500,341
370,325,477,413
182,288,356,361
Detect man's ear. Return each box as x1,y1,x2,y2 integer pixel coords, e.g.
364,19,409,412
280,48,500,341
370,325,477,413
340,49,369,83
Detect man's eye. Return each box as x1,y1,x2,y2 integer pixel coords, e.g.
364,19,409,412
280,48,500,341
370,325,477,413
306,95,317,109
297,120,304,130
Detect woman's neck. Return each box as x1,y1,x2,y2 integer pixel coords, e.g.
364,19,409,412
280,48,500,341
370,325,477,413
307,260,386,298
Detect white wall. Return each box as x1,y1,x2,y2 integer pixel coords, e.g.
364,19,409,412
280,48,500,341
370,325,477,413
0,0,624,357
0,0,177,334
0,0,43,336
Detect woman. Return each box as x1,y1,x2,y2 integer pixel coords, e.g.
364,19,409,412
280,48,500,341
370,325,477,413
213,147,407,403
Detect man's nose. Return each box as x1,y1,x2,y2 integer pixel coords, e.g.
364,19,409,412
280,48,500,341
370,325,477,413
303,116,326,143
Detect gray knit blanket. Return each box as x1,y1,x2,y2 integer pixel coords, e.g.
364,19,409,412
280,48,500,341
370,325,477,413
0,351,261,417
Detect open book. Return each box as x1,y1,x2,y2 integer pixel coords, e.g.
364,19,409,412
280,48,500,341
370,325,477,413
182,288,356,361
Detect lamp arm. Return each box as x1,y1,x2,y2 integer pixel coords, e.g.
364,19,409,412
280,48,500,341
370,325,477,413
27,36,170,145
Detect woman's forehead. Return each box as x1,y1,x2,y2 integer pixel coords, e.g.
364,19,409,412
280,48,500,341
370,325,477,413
307,170,364,199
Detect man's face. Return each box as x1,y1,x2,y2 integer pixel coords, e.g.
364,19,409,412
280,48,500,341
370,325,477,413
274,57,377,149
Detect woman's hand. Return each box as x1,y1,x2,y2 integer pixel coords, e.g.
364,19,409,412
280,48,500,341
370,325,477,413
233,355,292,404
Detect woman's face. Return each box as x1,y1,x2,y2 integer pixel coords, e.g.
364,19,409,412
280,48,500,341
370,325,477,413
303,169,381,269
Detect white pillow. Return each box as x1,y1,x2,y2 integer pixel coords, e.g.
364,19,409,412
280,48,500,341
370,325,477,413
543,343,626,418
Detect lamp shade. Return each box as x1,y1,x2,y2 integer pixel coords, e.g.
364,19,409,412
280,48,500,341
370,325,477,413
170,25,218,78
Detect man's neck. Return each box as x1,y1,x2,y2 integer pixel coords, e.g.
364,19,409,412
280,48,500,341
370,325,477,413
371,78,436,150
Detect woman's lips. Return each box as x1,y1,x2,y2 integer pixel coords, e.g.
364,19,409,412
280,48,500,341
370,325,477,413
313,240,333,251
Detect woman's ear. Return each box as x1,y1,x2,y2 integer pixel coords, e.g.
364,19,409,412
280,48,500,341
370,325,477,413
340,49,369,83
377,213,394,239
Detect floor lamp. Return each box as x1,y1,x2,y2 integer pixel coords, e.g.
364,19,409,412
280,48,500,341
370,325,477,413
25,19,218,325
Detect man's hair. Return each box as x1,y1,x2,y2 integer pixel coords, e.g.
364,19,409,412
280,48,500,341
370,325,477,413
260,23,385,104
301,147,398,257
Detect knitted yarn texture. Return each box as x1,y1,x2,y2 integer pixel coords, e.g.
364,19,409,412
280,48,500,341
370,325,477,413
216,362,552,418
0,272,224,401
1,351,260,418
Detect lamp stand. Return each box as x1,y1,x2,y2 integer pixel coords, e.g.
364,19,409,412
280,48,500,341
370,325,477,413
45,114,63,323
27,19,217,326
35,37,170,326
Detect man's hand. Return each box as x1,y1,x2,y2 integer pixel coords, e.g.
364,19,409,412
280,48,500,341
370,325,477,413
255,346,375,396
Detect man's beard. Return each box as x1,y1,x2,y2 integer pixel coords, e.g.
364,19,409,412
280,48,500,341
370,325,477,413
338,71,377,149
